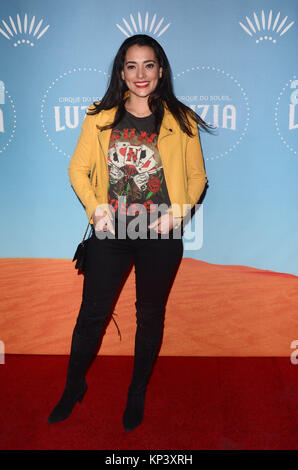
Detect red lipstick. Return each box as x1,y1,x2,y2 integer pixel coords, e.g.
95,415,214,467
135,82,150,88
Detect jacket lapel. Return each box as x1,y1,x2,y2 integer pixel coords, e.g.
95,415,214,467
158,107,176,158
96,107,117,162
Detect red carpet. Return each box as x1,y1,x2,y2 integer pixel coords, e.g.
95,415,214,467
0,355,298,450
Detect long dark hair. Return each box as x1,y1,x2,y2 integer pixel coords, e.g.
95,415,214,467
88,34,211,136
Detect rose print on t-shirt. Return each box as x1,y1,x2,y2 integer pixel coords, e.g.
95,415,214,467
108,128,168,211
107,113,171,220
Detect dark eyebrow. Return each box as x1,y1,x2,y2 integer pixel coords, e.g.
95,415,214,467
125,59,157,65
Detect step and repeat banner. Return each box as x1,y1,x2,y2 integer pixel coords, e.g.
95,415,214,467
0,0,297,356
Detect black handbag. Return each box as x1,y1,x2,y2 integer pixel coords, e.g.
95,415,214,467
72,223,92,272
72,165,96,273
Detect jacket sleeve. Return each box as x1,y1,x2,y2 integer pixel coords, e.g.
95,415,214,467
185,121,208,208
67,113,99,221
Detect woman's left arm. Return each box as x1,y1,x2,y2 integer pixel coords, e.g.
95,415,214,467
185,123,208,208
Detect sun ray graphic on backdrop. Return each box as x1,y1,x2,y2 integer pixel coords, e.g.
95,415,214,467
116,12,171,38
0,13,50,47
239,10,294,43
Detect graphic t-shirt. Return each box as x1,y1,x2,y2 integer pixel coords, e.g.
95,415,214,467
107,110,171,230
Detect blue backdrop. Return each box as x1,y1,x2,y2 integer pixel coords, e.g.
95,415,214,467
0,0,297,275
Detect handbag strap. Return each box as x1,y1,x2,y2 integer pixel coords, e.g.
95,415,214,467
81,164,96,243
81,222,92,243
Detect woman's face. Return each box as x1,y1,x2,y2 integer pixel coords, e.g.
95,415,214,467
121,45,162,100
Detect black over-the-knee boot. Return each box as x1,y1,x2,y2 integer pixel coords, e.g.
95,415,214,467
47,305,108,424
123,300,165,431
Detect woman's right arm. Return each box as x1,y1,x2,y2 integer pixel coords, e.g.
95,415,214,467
68,112,113,231
68,113,101,223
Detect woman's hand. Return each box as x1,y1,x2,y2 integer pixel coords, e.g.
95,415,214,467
92,206,115,234
148,213,180,234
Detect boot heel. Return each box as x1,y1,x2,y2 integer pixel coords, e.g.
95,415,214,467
47,382,87,424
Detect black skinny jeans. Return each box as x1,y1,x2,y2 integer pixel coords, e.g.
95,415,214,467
70,219,184,393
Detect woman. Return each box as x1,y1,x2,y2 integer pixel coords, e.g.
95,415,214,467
47,34,208,431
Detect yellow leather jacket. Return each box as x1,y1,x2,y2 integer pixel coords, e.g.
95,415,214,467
68,103,207,224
